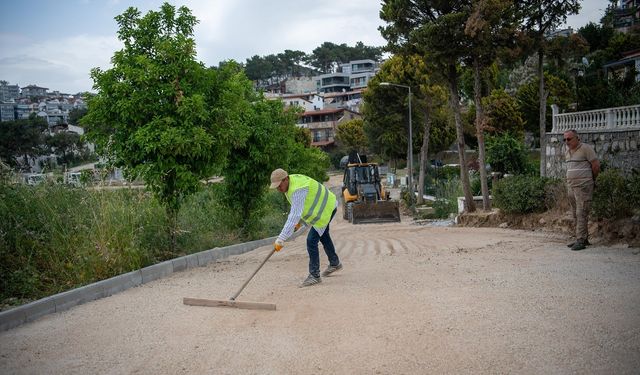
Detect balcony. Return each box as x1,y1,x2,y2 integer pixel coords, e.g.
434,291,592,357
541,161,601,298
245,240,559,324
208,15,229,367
551,104,640,133
300,120,337,130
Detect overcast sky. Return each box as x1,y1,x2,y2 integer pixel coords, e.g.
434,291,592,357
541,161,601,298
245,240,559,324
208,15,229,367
0,0,609,94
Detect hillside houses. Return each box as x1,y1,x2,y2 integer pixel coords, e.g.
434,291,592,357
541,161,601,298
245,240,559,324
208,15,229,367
264,59,375,149
265,92,325,112
0,80,87,126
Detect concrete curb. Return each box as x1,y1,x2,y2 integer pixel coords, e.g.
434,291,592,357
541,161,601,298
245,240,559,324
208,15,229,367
0,234,286,332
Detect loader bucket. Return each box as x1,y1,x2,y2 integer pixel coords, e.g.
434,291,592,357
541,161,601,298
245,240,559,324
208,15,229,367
351,201,401,224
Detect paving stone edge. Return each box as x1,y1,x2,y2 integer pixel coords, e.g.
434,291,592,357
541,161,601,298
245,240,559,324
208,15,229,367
0,232,306,332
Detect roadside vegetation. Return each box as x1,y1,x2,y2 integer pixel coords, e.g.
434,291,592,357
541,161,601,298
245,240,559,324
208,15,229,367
0,180,288,308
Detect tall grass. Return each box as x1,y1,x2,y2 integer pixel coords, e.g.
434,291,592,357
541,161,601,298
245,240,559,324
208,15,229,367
416,166,464,219
0,182,287,307
431,177,463,218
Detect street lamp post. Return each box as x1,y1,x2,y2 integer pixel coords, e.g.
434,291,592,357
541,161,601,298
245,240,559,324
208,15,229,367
380,82,413,208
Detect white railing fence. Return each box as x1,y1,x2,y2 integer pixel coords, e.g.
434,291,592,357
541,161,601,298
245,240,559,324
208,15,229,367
551,104,640,133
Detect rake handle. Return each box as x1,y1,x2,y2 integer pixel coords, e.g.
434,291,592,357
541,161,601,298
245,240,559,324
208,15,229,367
229,248,276,301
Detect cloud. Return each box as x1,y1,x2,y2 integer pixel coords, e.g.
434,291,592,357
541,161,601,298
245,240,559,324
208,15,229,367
1,1,388,92
1,34,120,93
182,0,386,64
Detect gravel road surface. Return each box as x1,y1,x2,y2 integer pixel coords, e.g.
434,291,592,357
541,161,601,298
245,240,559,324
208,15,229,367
1,182,639,374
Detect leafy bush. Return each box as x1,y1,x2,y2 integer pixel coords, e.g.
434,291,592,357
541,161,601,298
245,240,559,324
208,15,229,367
438,165,461,180
427,177,463,218
486,133,533,175
543,178,570,212
326,149,345,169
469,170,492,196
481,89,525,136
431,198,458,219
288,144,331,183
492,175,548,214
592,169,632,220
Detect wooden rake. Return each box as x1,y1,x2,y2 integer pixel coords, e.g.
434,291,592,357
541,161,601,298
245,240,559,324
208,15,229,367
183,247,278,311
184,226,308,311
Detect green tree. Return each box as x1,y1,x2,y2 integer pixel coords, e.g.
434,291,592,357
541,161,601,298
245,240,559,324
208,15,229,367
578,22,614,52
485,132,531,175
307,42,342,73
220,81,300,233
346,41,384,62
545,33,589,75
0,115,48,169
278,49,307,77
306,41,383,73
287,143,331,184
336,119,367,154
482,89,525,136
363,54,454,204
465,0,520,210
519,0,581,176
82,3,246,249
380,0,477,212
68,107,88,126
244,55,274,84
45,131,84,166
574,26,640,110
362,72,409,165
516,73,572,136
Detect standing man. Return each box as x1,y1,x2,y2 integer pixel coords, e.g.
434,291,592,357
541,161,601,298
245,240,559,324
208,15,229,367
269,168,343,287
564,129,600,251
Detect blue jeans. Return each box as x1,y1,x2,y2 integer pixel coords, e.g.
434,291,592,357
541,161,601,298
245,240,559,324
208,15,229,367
306,208,339,277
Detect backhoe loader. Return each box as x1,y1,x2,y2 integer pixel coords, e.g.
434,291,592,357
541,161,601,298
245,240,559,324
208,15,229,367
341,153,401,224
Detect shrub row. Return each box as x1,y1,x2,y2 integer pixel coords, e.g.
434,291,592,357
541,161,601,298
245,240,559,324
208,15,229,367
492,175,552,214
492,168,640,218
592,169,640,220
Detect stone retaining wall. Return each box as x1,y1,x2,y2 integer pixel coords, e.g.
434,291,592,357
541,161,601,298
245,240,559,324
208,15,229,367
545,129,640,179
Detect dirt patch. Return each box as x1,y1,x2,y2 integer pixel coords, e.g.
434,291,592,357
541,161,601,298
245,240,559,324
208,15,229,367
458,208,640,247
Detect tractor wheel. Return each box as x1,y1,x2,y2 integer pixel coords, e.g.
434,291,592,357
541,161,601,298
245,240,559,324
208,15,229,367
346,202,354,223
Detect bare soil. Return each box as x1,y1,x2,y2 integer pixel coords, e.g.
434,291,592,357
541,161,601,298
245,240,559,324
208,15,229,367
1,176,639,374
457,205,640,247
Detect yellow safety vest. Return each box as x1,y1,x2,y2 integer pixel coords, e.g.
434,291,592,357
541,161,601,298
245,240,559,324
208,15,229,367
286,174,336,228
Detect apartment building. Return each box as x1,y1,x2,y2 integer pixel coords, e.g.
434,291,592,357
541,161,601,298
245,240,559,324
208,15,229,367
0,103,14,122
267,92,324,112
298,107,362,148
314,59,379,93
545,27,573,39
614,0,640,32
1,98,85,123
0,82,20,101
315,72,351,93
21,85,48,97
322,89,363,112
603,49,640,82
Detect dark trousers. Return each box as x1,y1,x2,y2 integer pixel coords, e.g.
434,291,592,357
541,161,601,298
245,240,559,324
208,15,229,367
306,208,339,277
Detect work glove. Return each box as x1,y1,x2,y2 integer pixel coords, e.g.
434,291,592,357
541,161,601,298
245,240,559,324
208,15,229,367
274,238,284,252
294,223,302,231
